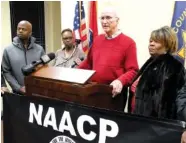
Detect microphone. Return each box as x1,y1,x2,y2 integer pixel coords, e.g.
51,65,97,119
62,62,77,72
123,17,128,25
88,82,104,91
75,39,81,45
71,57,84,68
21,53,55,76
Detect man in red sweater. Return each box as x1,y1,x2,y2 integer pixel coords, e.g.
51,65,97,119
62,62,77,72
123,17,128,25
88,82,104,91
79,8,138,108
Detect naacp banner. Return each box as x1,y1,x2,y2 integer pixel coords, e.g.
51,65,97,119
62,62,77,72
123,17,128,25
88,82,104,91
3,93,185,143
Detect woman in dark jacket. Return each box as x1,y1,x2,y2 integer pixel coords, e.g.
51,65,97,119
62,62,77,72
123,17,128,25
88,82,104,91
133,26,185,120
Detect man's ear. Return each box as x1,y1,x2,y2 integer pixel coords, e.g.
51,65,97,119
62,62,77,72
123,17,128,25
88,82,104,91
116,17,119,22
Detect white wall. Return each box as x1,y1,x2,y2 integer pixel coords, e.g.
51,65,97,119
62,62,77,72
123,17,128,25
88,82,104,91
1,1,11,61
44,1,61,54
61,0,174,67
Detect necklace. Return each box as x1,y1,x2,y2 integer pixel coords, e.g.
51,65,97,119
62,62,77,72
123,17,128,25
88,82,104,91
64,46,76,59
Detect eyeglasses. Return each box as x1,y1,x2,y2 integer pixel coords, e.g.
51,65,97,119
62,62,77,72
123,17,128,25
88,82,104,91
62,37,73,40
100,16,117,21
100,16,112,21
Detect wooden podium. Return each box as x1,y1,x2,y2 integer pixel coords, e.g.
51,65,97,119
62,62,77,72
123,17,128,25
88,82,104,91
25,66,124,111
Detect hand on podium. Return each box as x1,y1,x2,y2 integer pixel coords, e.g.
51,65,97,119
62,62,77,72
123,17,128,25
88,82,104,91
110,79,123,98
1,87,9,94
19,86,26,94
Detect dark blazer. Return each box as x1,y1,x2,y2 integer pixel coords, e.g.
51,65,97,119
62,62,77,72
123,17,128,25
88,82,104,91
134,53,185,120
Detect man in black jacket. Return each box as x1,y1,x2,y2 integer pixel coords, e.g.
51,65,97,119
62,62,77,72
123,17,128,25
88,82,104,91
177,75,186,143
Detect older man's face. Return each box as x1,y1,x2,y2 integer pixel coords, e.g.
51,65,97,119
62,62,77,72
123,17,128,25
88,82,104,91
100,12,119,35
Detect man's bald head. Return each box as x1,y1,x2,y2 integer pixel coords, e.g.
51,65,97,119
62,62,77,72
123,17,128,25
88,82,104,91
17,20,32,40
18,20,32,31
101,7,119,19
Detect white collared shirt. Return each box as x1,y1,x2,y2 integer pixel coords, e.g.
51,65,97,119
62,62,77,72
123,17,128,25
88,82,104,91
105,30,122,39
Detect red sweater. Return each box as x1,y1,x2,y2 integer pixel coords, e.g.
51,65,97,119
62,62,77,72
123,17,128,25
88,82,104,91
79,33,139,86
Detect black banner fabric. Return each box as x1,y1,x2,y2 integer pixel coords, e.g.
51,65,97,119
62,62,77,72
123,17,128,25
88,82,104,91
3,92,186,143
